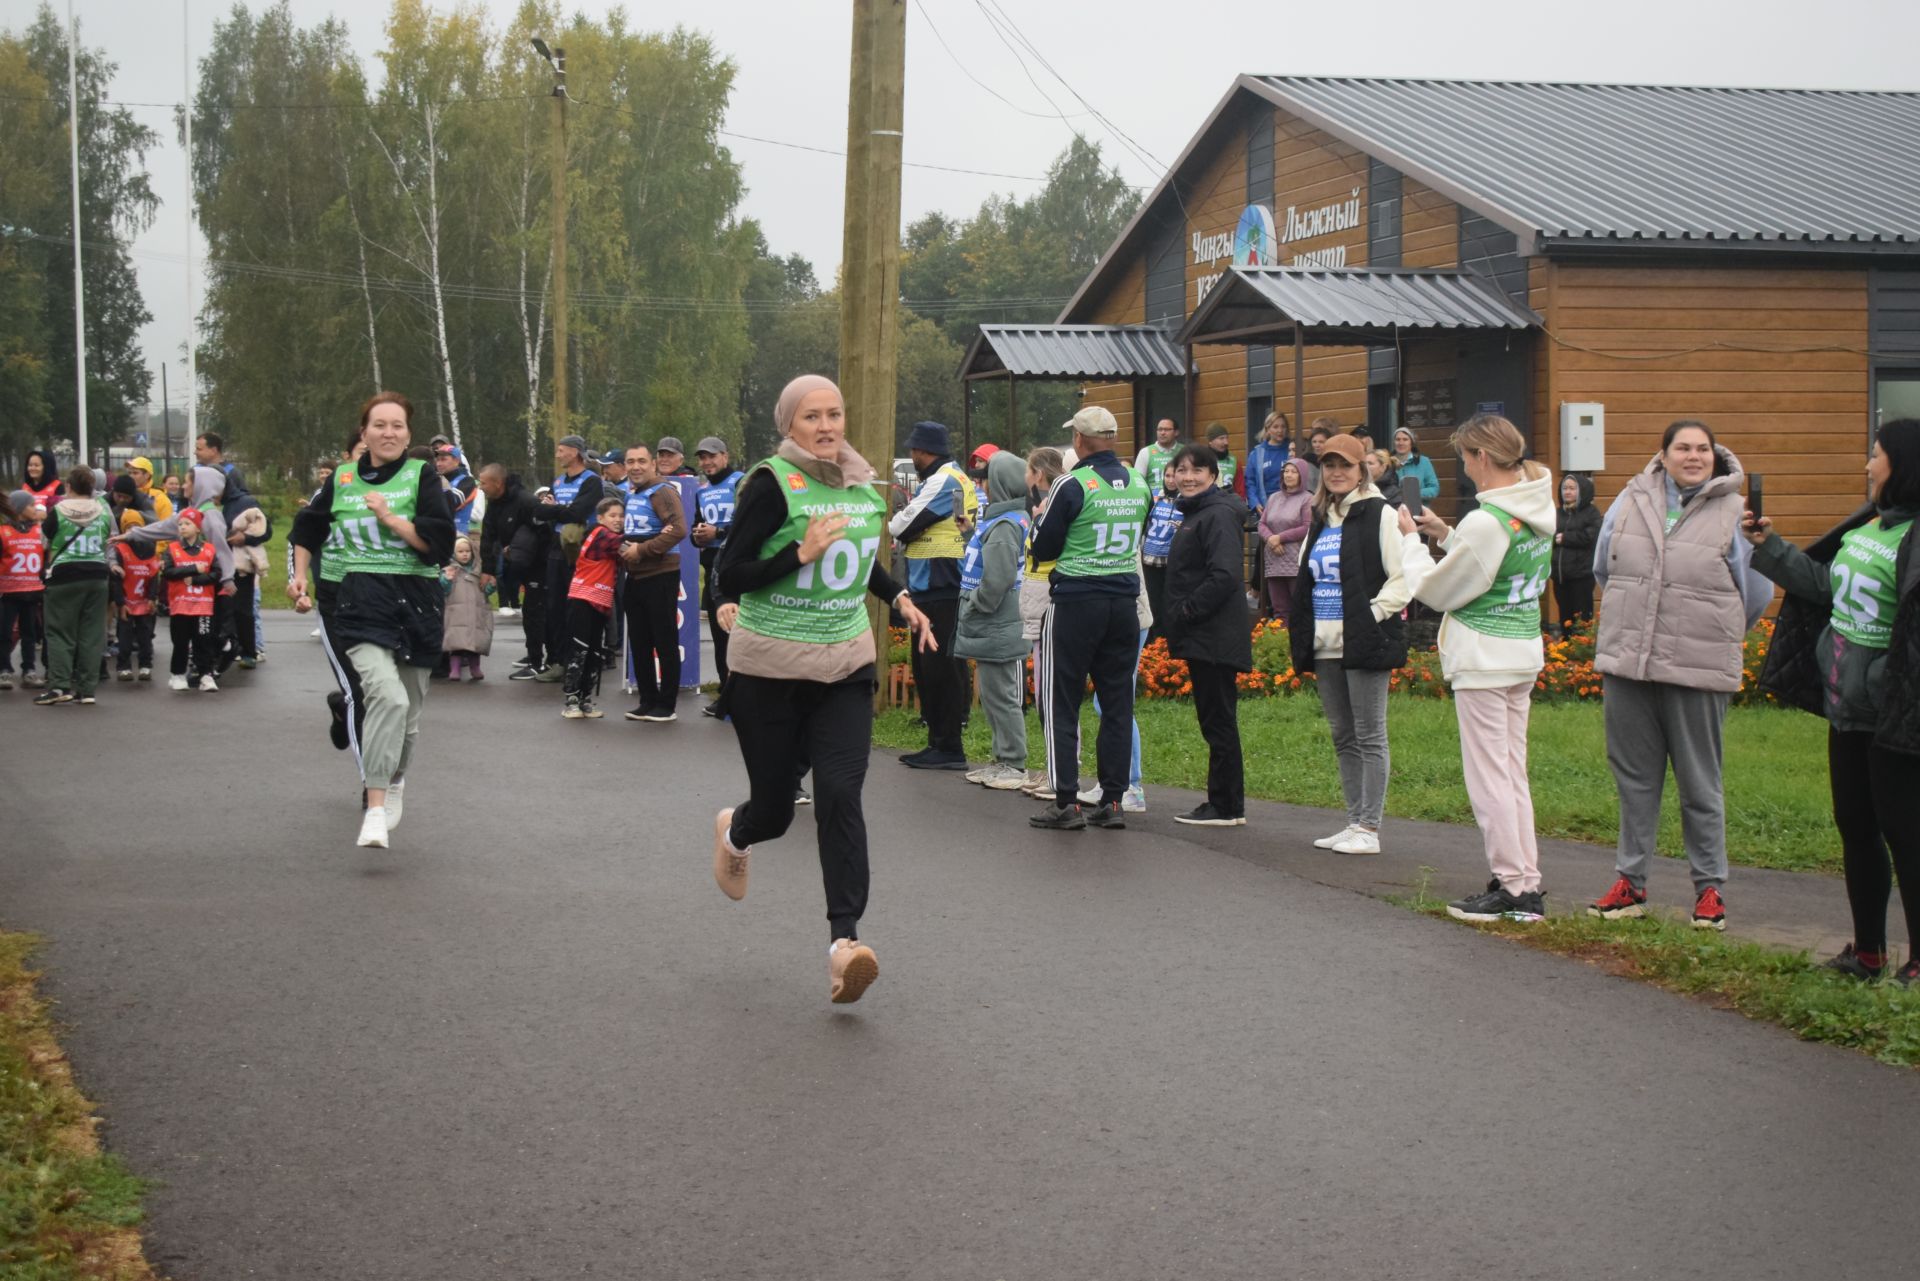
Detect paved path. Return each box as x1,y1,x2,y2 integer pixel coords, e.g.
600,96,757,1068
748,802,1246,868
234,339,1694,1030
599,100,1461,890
1,613,1914,1280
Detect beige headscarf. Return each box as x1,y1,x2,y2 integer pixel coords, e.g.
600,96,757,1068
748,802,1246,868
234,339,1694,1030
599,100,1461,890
771,374,875,487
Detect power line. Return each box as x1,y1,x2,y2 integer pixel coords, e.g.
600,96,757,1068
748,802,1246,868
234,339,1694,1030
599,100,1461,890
910,0,1091,123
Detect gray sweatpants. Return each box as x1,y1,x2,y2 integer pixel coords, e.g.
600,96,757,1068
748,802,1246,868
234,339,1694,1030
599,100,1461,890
1316,659,1391,829
974,657,1027,769
348,643,432,792
1603,675,1730,893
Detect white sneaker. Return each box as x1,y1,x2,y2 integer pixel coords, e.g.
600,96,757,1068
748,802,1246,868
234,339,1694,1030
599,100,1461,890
498,607,518,619
965,764,994,784
384,782,404,829
982,763,1029,790
1331,828,1381,855
1121,786,1147,813
137,667,151,681
357,807,389,849
198,674,219,692
1076,786,1101,804
309,628,322,638
168,674,188,691
1313,825,1357,850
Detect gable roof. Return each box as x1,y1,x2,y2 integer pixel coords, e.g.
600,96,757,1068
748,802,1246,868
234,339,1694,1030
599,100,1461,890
1255,76,1920,252
1060,75,1920,324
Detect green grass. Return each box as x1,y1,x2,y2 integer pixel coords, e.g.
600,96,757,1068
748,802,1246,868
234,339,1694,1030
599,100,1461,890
874,692,1840,875
0,931,151,1278
1396,876,1920,1068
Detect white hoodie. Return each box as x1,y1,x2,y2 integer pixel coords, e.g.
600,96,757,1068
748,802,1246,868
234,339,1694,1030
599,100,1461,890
1402,470,1557,691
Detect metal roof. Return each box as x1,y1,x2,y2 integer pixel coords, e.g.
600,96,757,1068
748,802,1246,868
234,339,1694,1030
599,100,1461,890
1176,266,1539,346
959,324,1186,381
1253,76,1920,249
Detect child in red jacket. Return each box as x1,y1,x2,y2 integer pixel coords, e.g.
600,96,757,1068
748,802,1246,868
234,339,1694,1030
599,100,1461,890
160,509,221,691
1,488,48,690
111,536,160,680
561,498,624,719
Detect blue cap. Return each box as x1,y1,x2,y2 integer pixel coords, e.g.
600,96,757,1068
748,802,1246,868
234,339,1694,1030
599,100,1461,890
906,421,950,455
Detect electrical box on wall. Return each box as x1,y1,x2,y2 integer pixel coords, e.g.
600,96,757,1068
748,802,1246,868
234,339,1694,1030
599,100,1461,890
1561,402,1605,472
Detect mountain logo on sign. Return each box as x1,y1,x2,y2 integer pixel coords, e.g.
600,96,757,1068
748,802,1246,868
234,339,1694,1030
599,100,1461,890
1233,204,1277,268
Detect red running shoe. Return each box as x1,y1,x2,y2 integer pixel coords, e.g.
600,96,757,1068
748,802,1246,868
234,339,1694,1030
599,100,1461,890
1692,886,1727,931
1587,876,1647,920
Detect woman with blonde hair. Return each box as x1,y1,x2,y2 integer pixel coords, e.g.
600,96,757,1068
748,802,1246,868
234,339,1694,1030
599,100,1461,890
1403,414,1556,921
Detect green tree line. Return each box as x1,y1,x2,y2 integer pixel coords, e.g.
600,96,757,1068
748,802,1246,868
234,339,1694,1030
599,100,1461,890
4,0,1141,486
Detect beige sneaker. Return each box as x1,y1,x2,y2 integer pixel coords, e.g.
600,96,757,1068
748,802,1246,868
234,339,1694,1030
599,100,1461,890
829,938,879,1004
713,808,748,900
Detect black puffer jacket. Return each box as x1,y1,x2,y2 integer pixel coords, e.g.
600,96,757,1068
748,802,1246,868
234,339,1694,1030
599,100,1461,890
1553,474,1600,582
1755,503,1920,754
1164,485,1253,671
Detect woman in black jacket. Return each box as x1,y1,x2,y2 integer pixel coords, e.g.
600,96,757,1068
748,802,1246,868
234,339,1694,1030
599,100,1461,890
1750,418,1920,985
1164,444,1252,827
1552,473,1600,635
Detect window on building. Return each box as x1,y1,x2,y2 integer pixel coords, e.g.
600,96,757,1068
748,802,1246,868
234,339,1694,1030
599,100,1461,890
1877,371,1920,426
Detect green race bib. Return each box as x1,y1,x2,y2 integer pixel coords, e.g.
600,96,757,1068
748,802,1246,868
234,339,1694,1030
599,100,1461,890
1829,517,1909,649
47,508,108,570
325,459,436,578
1449,502,1552,639
1054,464,1152,579
736,458,888,645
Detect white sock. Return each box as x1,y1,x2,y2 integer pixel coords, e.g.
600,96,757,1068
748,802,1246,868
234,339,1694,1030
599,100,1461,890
722,827,747,856
365,806,387,817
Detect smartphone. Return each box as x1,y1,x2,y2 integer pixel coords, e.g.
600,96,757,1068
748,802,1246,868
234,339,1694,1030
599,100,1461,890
1403,486,1424,519
1747,473,1764,525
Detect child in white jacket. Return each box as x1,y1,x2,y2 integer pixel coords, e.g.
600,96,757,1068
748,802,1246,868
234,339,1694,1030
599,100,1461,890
1401,414,1557,924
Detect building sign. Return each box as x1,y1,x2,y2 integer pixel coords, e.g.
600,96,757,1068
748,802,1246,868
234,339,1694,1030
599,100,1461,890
1403,379,1458,430
1276,188,1361,269
1194,189,1363,305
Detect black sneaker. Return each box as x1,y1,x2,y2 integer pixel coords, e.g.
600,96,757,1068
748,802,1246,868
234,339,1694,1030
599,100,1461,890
1447,886,1546,923
1084,800,1127,830
902,748,970,771
33,688,72,706
1893,959,1919,987
1029,802,1086,831
326,690,351,750
794,786,813,806
1174,803,1245,827
1822,944,1884,981
508,665,541,681
624,706,651,721
702,700,725,719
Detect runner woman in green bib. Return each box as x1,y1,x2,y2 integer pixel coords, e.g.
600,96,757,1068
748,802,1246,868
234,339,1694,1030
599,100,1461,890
1749,419,1920,985
290,392,454,851
1404,415,1556,923
711,374,937,1004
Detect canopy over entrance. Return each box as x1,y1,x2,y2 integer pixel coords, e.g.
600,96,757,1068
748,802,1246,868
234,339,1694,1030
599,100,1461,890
1176,266,1538,348
955,324,1189,457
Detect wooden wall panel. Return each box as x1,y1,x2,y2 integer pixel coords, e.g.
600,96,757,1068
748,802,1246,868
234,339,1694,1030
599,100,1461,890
1541,263,1872,541
1082,381,1134,446
1400,177,1459,270
1081,255,1145,327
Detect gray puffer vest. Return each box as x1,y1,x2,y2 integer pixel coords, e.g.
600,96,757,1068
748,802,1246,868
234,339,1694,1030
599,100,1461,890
1595,449,1748,693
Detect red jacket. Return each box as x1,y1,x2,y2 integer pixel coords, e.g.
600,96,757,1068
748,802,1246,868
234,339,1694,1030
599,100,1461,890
0,523,46,595
163,539,218,617
567,525,620,612
114,541,160,615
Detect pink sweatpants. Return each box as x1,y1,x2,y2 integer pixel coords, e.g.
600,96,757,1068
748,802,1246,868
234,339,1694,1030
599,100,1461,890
1454,683,1542,893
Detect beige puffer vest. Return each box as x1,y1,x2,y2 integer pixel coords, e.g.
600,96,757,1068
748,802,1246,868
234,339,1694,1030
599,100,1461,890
1595,450,1748,692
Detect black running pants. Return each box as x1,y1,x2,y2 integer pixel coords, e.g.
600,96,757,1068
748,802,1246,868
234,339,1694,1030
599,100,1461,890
1828,728,1920,955
727,672,873,941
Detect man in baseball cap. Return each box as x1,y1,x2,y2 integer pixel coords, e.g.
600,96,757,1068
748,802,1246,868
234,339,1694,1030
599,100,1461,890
124,455,173,520
655,437,696,477
526,432,607,680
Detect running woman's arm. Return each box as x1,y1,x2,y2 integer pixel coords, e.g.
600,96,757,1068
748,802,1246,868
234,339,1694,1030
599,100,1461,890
715,470,802,598
288,474,339,598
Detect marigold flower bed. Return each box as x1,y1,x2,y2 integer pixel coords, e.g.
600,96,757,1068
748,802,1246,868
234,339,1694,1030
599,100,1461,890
892,617,1779,706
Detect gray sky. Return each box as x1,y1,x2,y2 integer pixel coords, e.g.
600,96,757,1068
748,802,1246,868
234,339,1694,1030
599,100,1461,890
40,0,1920,417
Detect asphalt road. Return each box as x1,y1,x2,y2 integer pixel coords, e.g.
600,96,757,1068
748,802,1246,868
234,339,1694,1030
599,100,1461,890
2,613,1915,1280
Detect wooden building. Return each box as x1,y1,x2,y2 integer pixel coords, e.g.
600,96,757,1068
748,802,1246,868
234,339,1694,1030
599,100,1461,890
963,78,1920,539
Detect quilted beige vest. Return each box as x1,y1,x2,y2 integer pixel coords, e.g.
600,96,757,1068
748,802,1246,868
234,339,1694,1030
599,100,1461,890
1595,453,1747,692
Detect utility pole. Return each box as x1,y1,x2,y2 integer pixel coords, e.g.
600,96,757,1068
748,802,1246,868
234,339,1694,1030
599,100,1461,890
533,38,568,457
182,0,198,442
66,0,88,468
159,361,172,478
838,0,905,702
